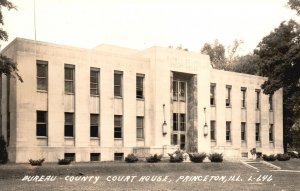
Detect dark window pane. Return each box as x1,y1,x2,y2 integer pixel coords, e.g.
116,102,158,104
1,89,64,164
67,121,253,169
65,68,74,80
114,153,124,161
180,134,185,150
65,125,74,137
64,153,75,161
36,124,46,136
90,153,100,161
172,134,178,145
90,125,98,137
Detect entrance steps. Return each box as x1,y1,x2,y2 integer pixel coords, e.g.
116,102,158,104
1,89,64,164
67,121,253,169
241,160,281,171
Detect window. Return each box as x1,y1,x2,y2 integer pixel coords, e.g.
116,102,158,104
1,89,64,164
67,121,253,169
137,116,144,139
90,114,99,137
65,64,75,94
241,87,246,108
64,113,74,137
226,85,231,107
241,122,246,141
114,71,122,97
37,60,48,91
90,153,100,161
179,114,186,131
210,84,216,106
90,68,99,95
114,153,124,161
172,134,178,145
269,124,274,142
136,75,144,99
64,153,75,161
114,115,122,138
255,89,260,109
210,121,216,140
226,121,231,141
173,113,178,131
269,94,273,111
36,111,47,136
173,80,186,101
256,123,260,141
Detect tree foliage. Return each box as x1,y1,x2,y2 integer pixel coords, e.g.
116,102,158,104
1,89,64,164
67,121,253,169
254,20,300,149
201,40,226,69
288,0,300,15
0,0,22,82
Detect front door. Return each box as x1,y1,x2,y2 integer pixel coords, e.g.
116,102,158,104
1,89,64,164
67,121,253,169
172,113,186,150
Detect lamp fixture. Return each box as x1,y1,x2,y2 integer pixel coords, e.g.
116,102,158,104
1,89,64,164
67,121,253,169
162,104,167,135
203,107,208,136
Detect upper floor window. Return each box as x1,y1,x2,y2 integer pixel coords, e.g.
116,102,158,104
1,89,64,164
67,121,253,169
255,89,260,110
269,94,273,111
226,85,231,107
173,80,185,101
136,75,144,99
210,120,216,140
210,83,216,106
37,60,48,91
241,87,246,108
114,115,122,138
65,64,75,94
114,71,123,97
226,121,231,141
36,111,47,136
90,68,99,96
269,124,274,142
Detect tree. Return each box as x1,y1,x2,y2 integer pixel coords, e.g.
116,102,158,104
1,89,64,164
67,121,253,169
229,53,260,75
288,0,300,15
254,20,300,150
201,40,226,69
0,0,22,82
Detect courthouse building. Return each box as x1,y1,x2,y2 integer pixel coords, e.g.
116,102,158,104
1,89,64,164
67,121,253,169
0,38,283,163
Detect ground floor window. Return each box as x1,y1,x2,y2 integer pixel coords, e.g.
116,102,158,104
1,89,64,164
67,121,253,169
64,153,75,161
210,121,216,140
269,124,274,142
241,122,246,141
90,153,100,161
256,123,261,142
114,153,124,161
226,121,231,141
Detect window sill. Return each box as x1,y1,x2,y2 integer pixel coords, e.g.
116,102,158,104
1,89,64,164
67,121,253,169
226,106,232,108
269,141,274,143
256,141,261,143
114,96,123,99
269,109,273,112
64,136,75,139
136,98,145,101
210,105,216,107
114,138,123,140
137,138,144,141
37,136,48,139
90,95,100,97
255,109,260,111
226,140,232,142
65,93,75,95
210,140,216,142
37,90,48,93
90,137,100,140
241,107,246,109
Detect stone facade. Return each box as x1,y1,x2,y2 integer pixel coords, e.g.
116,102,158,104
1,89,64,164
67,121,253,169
0,38,283,162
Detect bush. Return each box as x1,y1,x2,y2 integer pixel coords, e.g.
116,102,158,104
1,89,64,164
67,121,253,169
125,154,138,163
277,153,291,161
0,136,8,164
29,158,45,166
168,150,184,163
287,151,298,158
256,152,262,158
58,158,72,165
262,154,277,161
208,153,223,163
146,154,163,163
189,153,206,163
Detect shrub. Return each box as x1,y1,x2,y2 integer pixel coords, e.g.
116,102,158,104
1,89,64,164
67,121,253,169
146,154,163,163
208,153,223,163
262,154,277,161
277,153,290,161
125,154,138,163
58,158,72,165
189,153,206,163
256,152,262,158
168,150,184,163
287,151,298,158
0,136,8,164
29,158,45,166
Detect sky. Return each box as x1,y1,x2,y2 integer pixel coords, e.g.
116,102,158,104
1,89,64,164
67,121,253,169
1,0,299,55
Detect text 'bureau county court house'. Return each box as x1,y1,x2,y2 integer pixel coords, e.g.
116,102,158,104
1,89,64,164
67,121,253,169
0,38,283,162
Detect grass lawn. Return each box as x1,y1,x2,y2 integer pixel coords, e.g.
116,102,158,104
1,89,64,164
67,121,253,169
0,161,299,191
269,158,300,170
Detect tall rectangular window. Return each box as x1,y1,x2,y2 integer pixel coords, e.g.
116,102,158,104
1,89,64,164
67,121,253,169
114,115,122,138
65,112,74,137
241,122,246,141
136,75,144,99
65,64,75,94
90,114,99,137
269,124,274,142
210,83,216,106
226,85,231,107
226,121,231,141
210,120,216,140
256,123,260,141
179,114,186,131
173,81,178,101
90,68,99,96
255,89,260,109
114,71,123,97
37,60,48,91
136,116,144,139
179,81,186,101
269,94,273,111
241,87,246,108
173,113,178,131
173,80,186,101
36,111,47,136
